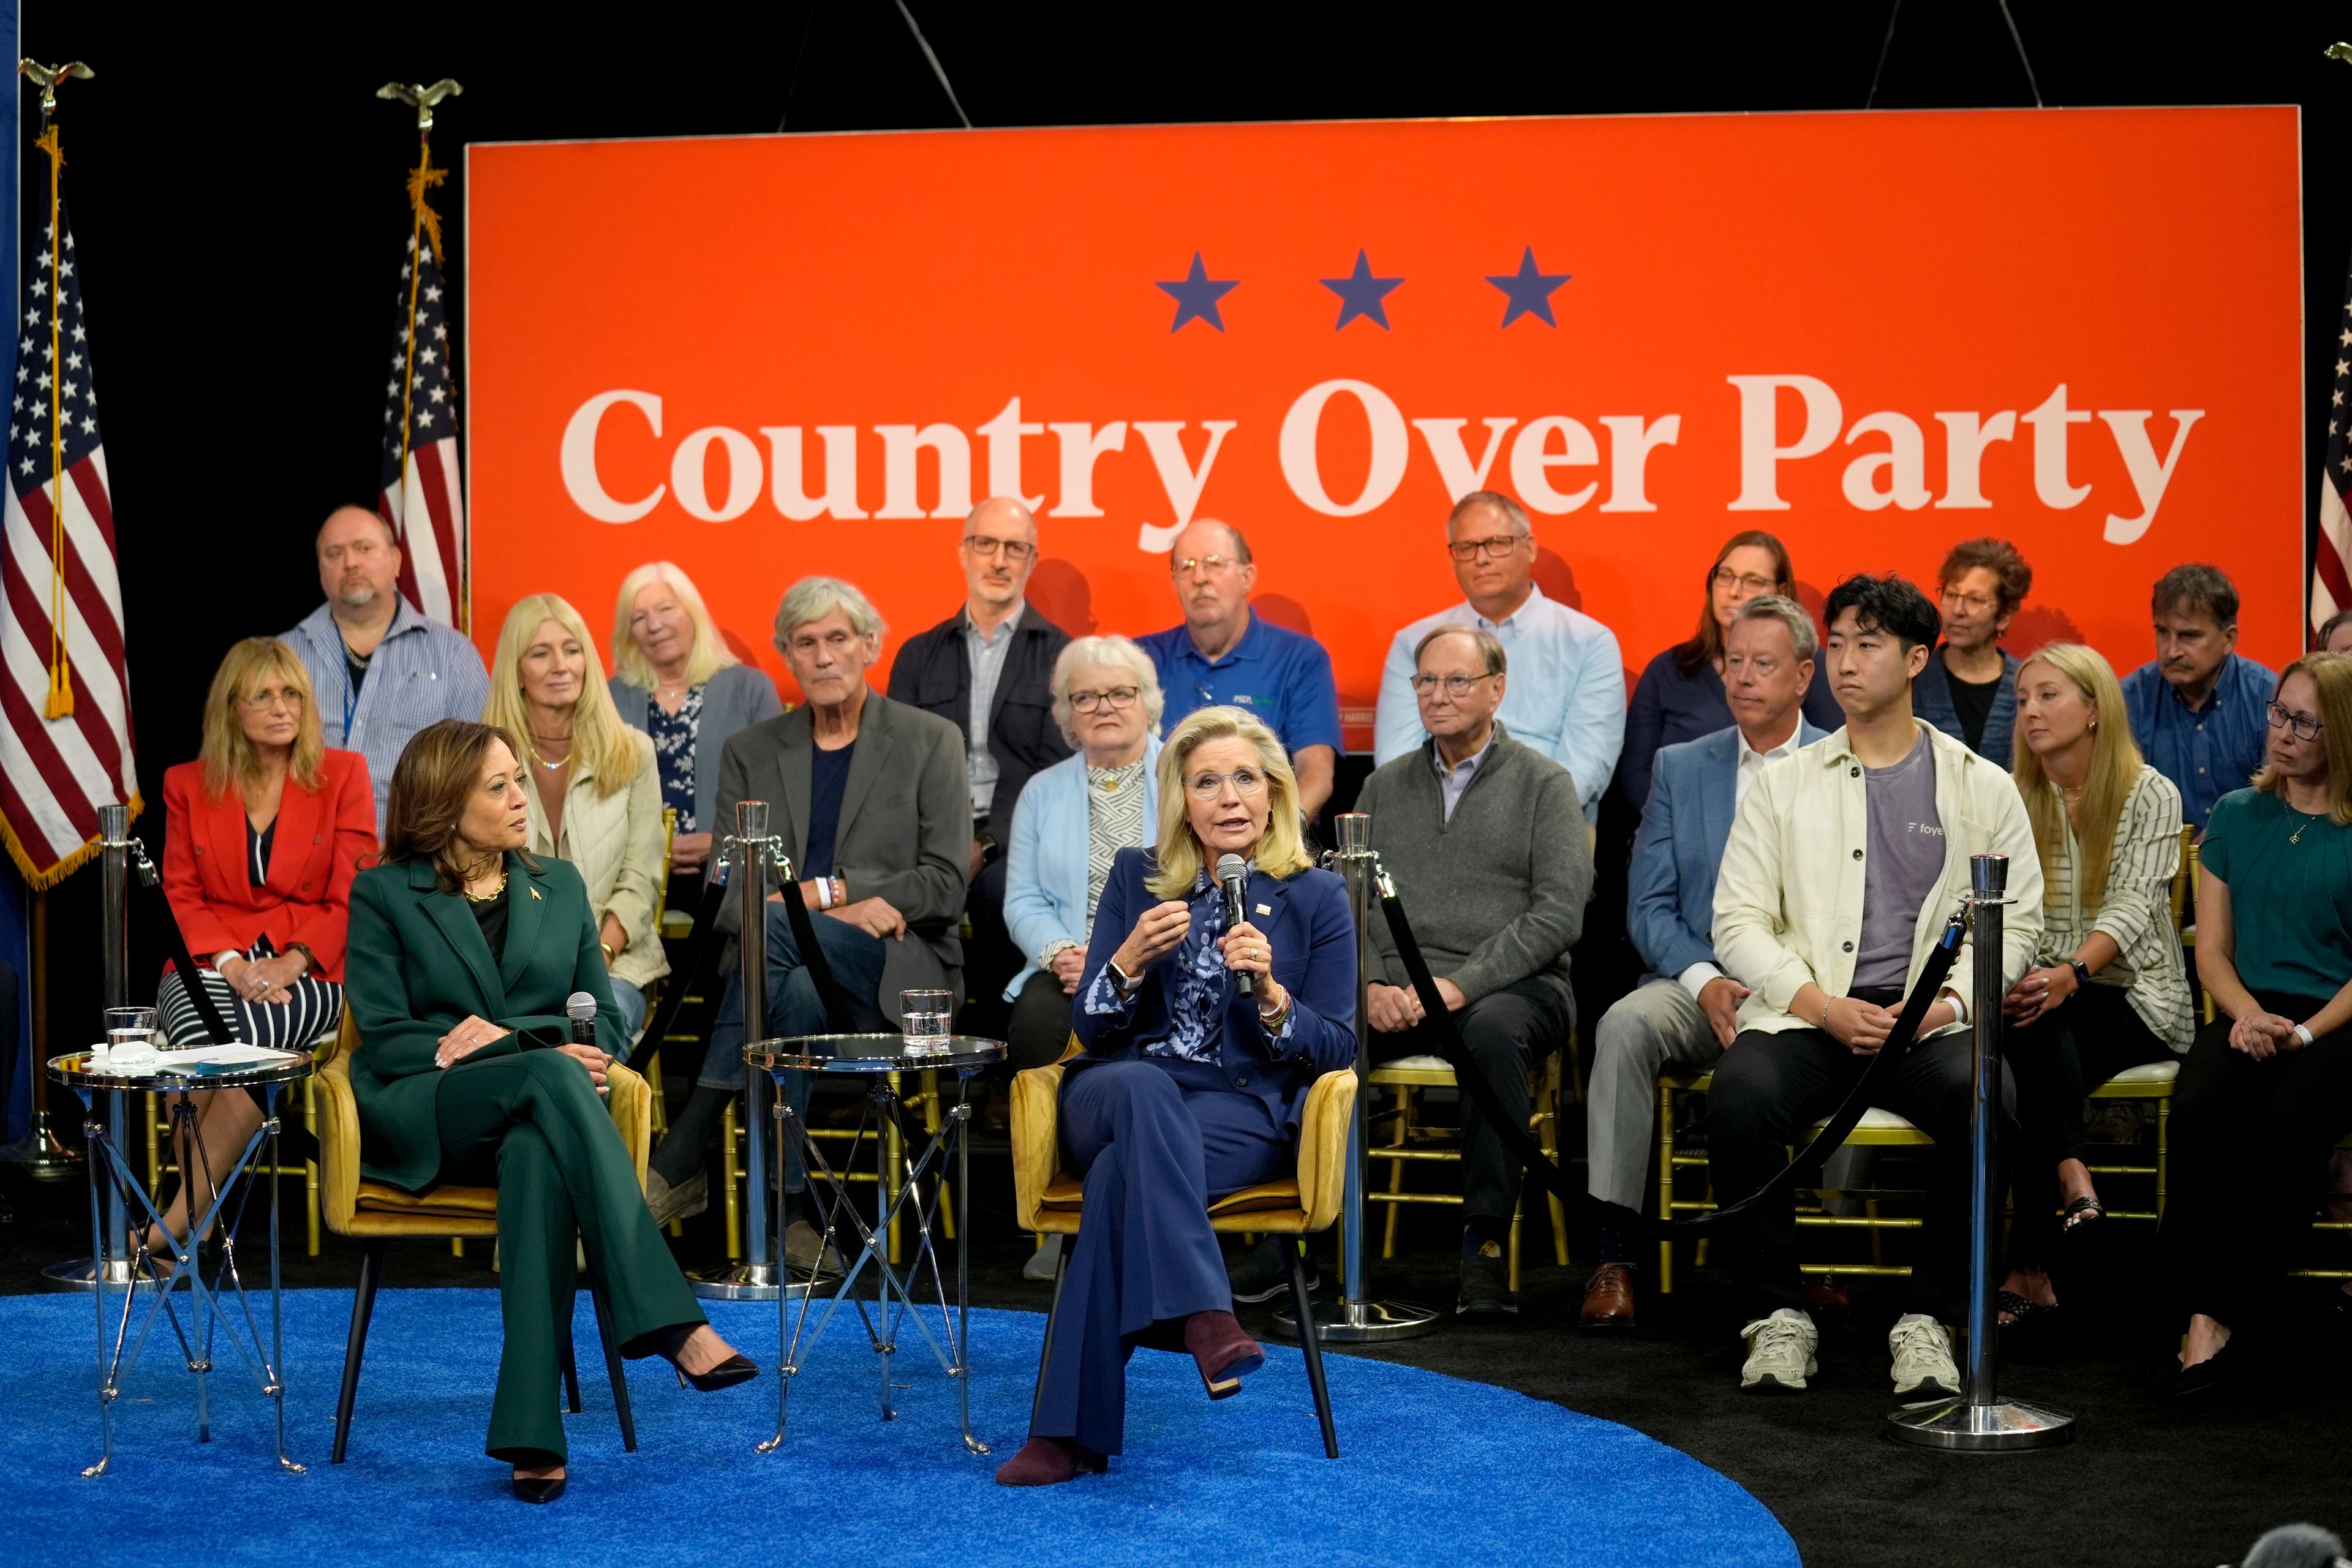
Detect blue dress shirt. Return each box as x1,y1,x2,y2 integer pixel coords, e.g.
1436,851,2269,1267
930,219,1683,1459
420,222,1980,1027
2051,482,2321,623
1140,612,1344,756
2121,652,2277,832
1373,584,1625,821
282,597,491,836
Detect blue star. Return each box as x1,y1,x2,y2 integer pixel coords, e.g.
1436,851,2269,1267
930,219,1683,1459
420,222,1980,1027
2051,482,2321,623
1156,252,1239,333
1319,249,1404,330
1485,246,1572,328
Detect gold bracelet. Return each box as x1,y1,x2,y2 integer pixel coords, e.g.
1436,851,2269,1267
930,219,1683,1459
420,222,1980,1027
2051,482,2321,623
600,942,616,962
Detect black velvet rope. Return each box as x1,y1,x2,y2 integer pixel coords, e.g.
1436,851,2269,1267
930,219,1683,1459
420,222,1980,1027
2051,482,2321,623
1375,886,1968,1237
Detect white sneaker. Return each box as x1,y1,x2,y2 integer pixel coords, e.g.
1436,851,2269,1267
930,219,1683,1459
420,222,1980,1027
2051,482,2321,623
1888,1313,1960,1398
1738,1308,1819,1392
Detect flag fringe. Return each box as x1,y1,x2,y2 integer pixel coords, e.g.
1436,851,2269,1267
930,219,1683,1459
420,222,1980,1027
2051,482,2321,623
0,792,143,891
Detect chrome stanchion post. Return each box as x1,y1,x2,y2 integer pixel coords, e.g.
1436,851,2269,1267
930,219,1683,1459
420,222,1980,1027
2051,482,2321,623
1887,851,2074,1450
690,801,788,1302
1273,812,1439,1343
43,802,147,1293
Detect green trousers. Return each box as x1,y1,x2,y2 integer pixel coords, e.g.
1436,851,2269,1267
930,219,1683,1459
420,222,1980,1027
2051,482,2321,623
435,1049,705,1464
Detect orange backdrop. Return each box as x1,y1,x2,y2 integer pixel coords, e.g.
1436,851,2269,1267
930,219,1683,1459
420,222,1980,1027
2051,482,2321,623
465,108,2303,744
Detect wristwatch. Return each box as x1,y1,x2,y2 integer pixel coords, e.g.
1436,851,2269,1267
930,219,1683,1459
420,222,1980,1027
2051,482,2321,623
1106,959,1143,995
2068,959,2092,989
2293,1022,2316,1048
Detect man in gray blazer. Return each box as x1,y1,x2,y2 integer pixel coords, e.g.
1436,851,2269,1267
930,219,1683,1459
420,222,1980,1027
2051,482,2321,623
1581,595,1823,1331
1352,624,1591,1320
645,577,971,1261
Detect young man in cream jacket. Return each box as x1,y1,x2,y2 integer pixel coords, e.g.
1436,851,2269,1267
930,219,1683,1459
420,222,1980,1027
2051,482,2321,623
1708,574,2040,1398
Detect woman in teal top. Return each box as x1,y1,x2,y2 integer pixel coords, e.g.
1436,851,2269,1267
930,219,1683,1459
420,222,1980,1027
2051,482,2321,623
2161,654,2352,1399
344,719,756,1502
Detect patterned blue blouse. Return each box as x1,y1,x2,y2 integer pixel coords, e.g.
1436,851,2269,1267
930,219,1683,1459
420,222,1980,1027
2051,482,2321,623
645,685,703,833
1080,870,1294,1061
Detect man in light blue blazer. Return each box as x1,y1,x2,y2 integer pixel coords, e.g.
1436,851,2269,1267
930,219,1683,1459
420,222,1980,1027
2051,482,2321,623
1580,595,1825,1330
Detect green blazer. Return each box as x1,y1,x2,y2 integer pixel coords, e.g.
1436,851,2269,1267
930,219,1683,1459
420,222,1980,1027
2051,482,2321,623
344,851,625,1192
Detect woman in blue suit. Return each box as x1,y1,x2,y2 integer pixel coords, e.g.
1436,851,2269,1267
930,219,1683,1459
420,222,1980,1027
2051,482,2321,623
1000,635,1166,1071
995,706,1359,1487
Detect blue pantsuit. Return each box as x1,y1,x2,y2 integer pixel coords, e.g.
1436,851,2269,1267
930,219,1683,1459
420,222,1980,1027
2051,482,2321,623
1026,846,1359,1457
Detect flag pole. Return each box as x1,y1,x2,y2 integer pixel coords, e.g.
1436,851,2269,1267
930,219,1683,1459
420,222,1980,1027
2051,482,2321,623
375,80,462,630
23,63,89,717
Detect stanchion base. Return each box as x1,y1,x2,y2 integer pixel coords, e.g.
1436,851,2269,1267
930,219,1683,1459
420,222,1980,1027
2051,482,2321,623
40,1256,156,1294
688,1262,816,1302
1270,1295,1442,1343
1883,1395,2075,1451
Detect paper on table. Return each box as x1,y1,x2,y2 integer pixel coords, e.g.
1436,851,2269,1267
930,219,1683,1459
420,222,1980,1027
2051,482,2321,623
168,1043,301,1065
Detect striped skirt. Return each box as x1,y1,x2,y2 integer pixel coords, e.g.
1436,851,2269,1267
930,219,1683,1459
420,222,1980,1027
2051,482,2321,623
156,938,342,1052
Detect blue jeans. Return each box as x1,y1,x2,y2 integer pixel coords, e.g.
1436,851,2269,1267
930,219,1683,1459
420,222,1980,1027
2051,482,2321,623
609,978,648,1055
701,901,891,1190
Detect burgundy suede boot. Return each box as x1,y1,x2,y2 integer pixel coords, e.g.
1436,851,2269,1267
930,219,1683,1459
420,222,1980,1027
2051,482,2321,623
1184,1309,1265,1400
993,1436,1106,1487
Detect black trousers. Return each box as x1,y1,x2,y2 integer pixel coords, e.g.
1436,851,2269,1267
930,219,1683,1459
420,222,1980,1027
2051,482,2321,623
1709,1019,2009,1322
1006,968,1080,1074
1365,978,1568,1234
2161,990,2352,1333
2002,984,2175,1271
961,856,1021,1038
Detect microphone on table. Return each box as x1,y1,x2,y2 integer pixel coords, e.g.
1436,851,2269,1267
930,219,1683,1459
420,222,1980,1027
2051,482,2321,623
1213,853,1255,998
566,991,609,1094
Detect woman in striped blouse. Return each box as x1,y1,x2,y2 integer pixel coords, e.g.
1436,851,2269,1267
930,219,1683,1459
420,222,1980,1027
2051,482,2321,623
1996,644,2193,1328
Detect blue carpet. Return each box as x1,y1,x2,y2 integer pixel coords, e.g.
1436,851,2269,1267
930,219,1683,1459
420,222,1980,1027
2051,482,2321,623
0,1288,1792,1567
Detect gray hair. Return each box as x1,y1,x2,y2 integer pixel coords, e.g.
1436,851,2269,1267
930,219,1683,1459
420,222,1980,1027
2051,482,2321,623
772,575,886,649
1171,518,1253,567
1446,490,1530,537
1050,634,1164,745
1412,622,1507,677
1729,594,1818,662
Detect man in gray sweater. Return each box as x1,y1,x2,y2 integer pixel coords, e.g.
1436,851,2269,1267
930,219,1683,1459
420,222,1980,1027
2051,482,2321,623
1358,624,1593,1317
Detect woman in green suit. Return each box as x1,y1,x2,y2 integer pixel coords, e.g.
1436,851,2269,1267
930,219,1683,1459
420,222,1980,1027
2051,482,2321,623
344,718,755,1503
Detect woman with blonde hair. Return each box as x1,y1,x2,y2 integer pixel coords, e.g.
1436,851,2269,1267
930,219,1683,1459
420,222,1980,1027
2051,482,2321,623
1992,644,2192,1329
606,562,782,898
150,638,374,1259
2163,653,2352,1396
997,706,1357,1487
486,594,668,1046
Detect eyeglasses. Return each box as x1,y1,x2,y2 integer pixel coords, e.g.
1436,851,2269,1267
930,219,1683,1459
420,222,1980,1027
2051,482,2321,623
2268,701,2326,741
1940,589,1999,614
1446,533,1528,564
1712,567,1777,595
962,536,1036,562
1410,672,1499,698
1185,767,1267,799
238,687,305,711
1069,685,1140,713
1173,554,1240,575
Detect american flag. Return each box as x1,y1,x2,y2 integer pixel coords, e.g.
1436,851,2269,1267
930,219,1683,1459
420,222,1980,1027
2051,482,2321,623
379,230,466,627
2317,258,2352,642
0,192,138,886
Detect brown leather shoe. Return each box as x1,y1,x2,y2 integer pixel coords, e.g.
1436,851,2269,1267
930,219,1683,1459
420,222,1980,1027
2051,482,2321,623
993,1435,1107,1487
1579,1262,1637,1332
1183,1308,1265,1398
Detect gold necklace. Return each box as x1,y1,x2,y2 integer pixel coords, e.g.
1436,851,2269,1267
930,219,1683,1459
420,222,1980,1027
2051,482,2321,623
2290,810,2322,846
463,869,508,903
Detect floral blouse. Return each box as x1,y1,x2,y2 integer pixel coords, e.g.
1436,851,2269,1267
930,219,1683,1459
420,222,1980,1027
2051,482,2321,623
1080,870,1294,1062
646,684,703,833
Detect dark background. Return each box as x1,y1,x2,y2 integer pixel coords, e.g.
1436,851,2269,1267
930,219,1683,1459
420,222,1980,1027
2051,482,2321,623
17,0,2352,1050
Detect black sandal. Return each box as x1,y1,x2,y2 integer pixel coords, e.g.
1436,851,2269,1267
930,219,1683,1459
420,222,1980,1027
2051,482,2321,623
2059,1196,2105,1232
1996,1289,2059,1329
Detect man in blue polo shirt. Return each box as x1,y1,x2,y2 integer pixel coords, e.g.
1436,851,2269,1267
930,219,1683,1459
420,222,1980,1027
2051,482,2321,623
1137,519,1343,817
2120,563,2277,834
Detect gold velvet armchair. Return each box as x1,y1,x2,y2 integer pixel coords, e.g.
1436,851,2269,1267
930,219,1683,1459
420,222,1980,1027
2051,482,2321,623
1011,1050,1352,1458
315,1008,654,1463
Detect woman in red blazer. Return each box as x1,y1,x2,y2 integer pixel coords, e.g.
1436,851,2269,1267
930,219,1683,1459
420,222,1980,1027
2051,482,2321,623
148,637,374,1258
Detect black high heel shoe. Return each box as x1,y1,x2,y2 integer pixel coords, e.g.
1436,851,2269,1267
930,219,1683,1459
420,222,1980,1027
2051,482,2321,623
511,1474,567,1504
654,1324,760,1392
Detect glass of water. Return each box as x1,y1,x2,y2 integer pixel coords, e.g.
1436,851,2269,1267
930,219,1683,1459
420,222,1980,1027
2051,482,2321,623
900,989,952,1056
104,1005,159,1055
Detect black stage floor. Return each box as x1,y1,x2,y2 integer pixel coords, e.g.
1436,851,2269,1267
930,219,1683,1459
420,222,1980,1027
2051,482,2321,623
3,1145,2344,1568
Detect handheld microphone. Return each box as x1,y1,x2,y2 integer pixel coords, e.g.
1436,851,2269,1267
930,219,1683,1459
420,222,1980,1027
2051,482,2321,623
567,991,608,1094
1213,853,1255,998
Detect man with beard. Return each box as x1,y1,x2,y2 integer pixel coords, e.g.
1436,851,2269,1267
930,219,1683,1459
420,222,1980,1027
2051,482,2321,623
282,505,491,834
